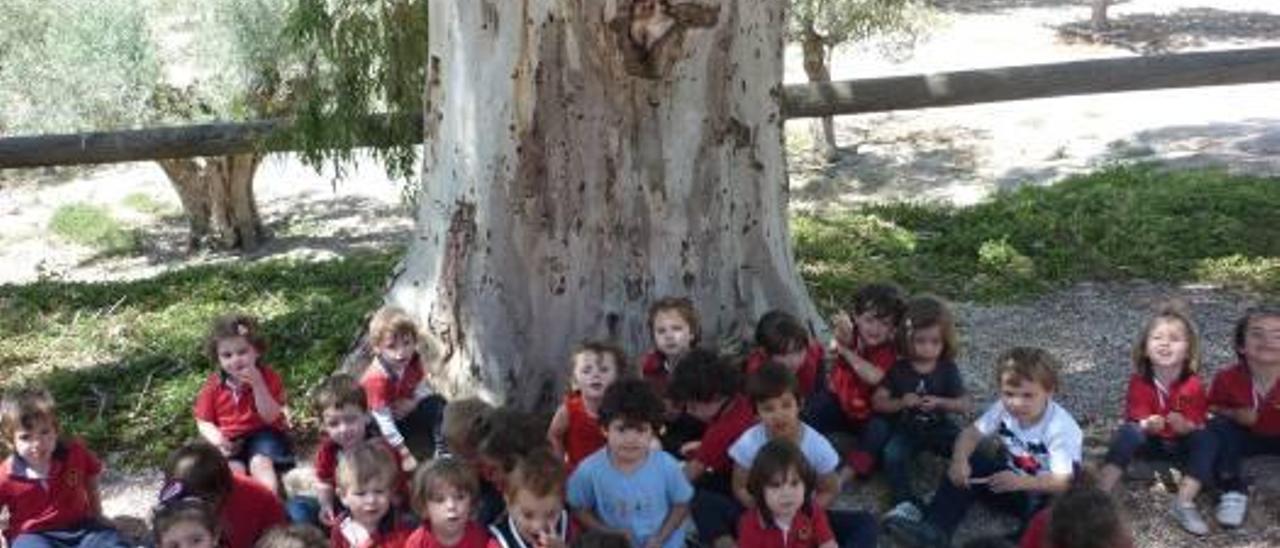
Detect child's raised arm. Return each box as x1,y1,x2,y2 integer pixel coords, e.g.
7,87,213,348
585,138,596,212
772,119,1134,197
814,472,840,509
731,464,753,508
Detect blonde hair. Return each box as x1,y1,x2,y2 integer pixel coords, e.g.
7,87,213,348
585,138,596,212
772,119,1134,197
1132,302,1201,379
336,440,398,493
368,306,421,347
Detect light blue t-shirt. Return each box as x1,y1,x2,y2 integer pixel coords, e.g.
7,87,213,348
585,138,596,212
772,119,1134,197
567,448,694,548
727,422,840,474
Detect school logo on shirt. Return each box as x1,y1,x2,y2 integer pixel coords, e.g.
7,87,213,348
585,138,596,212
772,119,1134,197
63,468,82,489
997,423,1049,475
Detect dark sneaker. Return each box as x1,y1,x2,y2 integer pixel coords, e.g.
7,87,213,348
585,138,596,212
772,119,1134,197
884,515,949,548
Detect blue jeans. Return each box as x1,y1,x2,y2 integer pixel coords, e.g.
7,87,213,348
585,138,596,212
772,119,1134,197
12,521,128,548
690,488,741,544
922,447,1051,540
1103,422,1216,484
231,427,295,467
883,418,959,504
805,385,891,462
1209,417,1280,492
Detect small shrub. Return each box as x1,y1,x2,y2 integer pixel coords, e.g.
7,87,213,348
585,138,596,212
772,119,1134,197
48,203,138,254
121,193,174,215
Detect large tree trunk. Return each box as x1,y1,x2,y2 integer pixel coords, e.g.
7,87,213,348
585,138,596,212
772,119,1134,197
392,0,821,409
157,153,264,251
800,25,838,159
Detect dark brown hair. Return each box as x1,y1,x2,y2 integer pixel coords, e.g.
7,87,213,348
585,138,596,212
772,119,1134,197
412,457,479,518
598,378,665,431
754,310,809,356
505,447,566,500
0,387,58,450
666,349,741,404
166,441,234,509
1047,474,1131,548
898,295,959,362
1234,303,1280,363
850,283,906,325
153,498,221,546
746,439,816,526
443,398,495,458
313,374,367,415
746,362,800,407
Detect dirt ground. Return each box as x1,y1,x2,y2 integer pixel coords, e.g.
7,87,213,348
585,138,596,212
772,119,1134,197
3,0,1279,545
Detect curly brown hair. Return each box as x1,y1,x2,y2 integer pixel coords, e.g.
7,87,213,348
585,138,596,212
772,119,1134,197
203,313,266,364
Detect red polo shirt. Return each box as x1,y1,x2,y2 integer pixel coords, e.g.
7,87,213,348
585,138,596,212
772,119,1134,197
220,473,286,548
193,365,287,440
0,439,100,540
1125,373,1208,438
406,521,491,548
362,355,427,411
331,511,414,548
1209,362,1280,436
745,341,825,397
737,505,833,548
827,342,896,423
694,395,757,475
640,350,674,398
564,393,606,471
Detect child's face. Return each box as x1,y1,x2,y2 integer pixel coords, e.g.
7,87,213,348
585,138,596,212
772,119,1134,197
854,310,894,347
322,404,370,449
426,481,474,540
999,375,1051,426
1146,318,1190,372
159,520,217,548
1242,315,1280,368
12,418,57,467
652,310,694,357
763,467,806,521
603,420,654,465
509,488,564,548
340,478,393,527
215,336,259,380
756,393,801,440
909,325,944,364
376,332,418,368
572,351,619,400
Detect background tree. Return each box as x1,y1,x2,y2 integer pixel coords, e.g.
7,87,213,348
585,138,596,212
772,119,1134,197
788,0,931,159
0,0,296,251
1092,0,1113,31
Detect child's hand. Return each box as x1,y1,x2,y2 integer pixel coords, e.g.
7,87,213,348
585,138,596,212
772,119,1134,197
533,524,566,548
392,399,417,419
400,452,419,473
1235,408,1259,427
217,438,240,457
947,458,971,487
919,396,939,412
1167,412,1193,434
679,441,702,459
1141,415,1166,433
320,504,338,526
831,312,855,348
902,393,922,409
235,364,266,387
986,471,1023,493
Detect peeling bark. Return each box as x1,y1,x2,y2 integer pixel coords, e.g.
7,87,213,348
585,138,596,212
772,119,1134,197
397,0,821,408
156,154,264,251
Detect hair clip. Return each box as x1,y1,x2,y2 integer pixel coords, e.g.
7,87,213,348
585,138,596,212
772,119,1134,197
236,324,250,336
158,480,189,505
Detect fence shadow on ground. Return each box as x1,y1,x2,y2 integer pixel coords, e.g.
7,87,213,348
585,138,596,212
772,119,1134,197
1057,8,1280,54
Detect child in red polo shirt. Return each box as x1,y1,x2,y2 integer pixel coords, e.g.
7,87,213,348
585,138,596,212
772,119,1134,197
745,311,824,399
0,387,127,547
193,313,293,495
406,458,492,548
811,283,905,477
332,441,415,548
547,342,628,471
285,374,408,527
639,297,700,399
1096,304,1213,536
361,306,447,473
666,349,755,548
737,439,836,548
165,441,286,548
1207,304,1280,529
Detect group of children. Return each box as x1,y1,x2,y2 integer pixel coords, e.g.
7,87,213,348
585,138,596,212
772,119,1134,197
3,287,1280,548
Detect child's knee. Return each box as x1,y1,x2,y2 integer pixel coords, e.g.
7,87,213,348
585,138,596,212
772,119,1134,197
249,454,275,472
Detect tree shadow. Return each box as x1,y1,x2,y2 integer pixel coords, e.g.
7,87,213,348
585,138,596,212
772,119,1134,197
1057,8,1280,54
790,121,986,212
931,0,1122,15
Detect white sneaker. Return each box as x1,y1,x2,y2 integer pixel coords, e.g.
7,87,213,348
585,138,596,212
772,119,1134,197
885,500,923,523
1170,501,1209,536
1216,491,1248,528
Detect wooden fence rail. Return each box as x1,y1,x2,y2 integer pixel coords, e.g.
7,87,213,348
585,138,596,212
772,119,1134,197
3,46,1279,169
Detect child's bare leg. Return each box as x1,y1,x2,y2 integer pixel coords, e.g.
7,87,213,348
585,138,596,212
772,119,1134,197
249,454,279,495
228,459,248,475
1098,463,1123,492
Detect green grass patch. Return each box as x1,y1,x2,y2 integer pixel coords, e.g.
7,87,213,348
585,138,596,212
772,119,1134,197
122,192,175,215
0,251,398,466
48,203,138,254
794,166,1280,305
